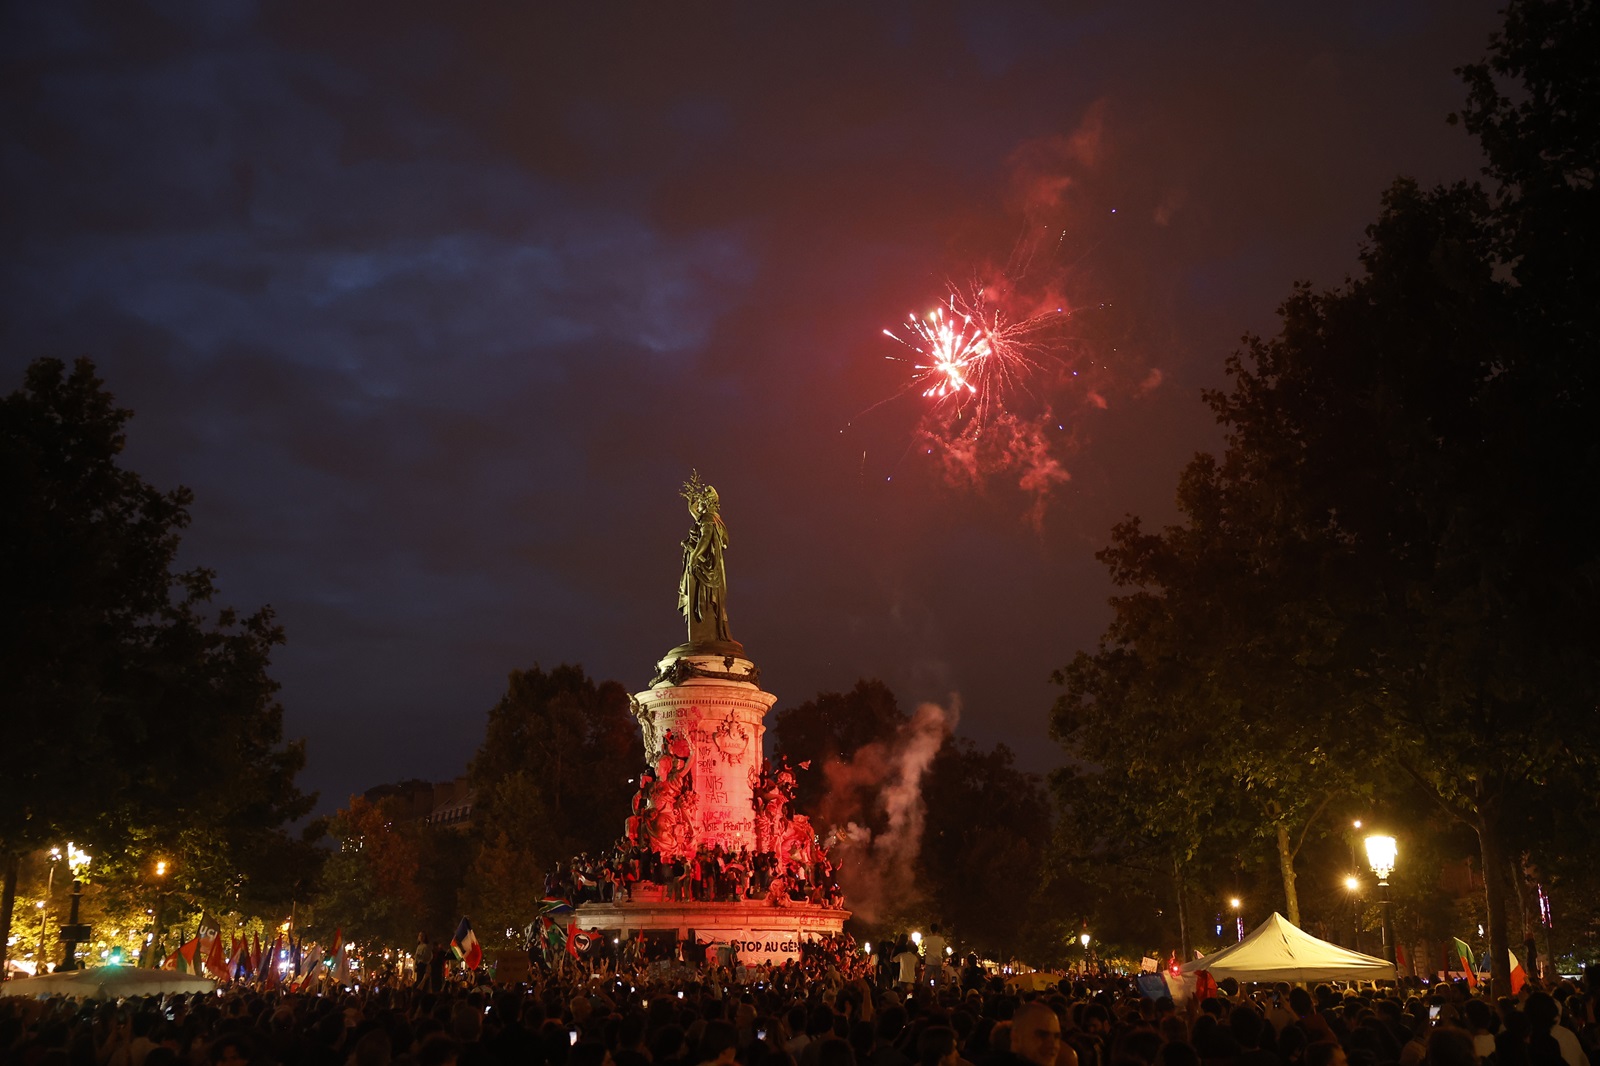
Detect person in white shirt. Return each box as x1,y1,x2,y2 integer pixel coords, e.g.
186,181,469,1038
921,925,949,986
894,940,920,989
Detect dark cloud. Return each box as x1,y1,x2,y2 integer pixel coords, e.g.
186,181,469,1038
2,0,1503,807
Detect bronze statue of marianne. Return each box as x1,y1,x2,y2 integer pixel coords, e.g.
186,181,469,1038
678,471,733,646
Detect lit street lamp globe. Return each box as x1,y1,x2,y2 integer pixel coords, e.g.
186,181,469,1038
1364,835,1397,881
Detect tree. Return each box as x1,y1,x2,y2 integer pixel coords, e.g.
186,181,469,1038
1052,450,1359,930
769,679,910,818
467,664,641,873
312,797,425,954
919,739,1057,961
458,771,549,951
1058,0,1600,987
0,358,314,975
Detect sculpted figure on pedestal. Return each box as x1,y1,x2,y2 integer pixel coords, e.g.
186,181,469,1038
678,471,732,646
640,728,697,856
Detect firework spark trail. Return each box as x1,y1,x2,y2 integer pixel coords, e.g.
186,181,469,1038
881,286,1064,431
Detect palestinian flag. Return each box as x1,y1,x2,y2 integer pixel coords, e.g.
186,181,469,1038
165,938,198,973
1450,937,1477,987
452,917,483,970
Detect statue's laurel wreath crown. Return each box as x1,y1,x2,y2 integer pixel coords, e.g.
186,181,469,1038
681,469,719,511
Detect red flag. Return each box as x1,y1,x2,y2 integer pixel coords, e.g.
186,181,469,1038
264,934,284,988
205,933,230,981
251,932,262,977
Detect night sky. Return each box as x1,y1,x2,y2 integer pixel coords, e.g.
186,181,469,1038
2,2,1502,813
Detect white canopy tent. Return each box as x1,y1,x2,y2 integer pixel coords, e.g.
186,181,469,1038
0,966,217,1000
1181,912,1395,983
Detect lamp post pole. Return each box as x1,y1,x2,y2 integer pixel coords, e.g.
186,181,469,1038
1377,875,1394,967
145,860,169,968
35,848,60,972
1364,834,1398,976
58,878,84,971
56,843,91,972
1343,877,1361,953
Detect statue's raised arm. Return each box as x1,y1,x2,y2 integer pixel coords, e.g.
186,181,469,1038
678,471,733,646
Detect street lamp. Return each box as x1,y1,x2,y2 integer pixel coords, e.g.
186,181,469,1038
143,858,170,967
1364,834,1397,973
34,901,46,972
1229,897,1244,941
58,843,91,971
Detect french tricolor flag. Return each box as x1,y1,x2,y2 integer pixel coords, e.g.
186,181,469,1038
451,916,482,969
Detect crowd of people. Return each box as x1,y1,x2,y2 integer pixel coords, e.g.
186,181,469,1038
546,843,844,909
3,938,1595,1066
539,748,845,911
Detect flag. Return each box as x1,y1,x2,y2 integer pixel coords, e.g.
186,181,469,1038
250,933,262,978
229,936,247,980
292,936,303,977
452,917,483,969
264,934,284,988
1450,938,1477,987
166,938,198,973
205,932,230,981
331,928,351,985
299,941,325,987
567,924,606,958
1508,950,1526,995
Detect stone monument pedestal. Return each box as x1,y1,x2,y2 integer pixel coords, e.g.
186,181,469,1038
579,643,849,963
578,898,847,965
631,645,772,856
